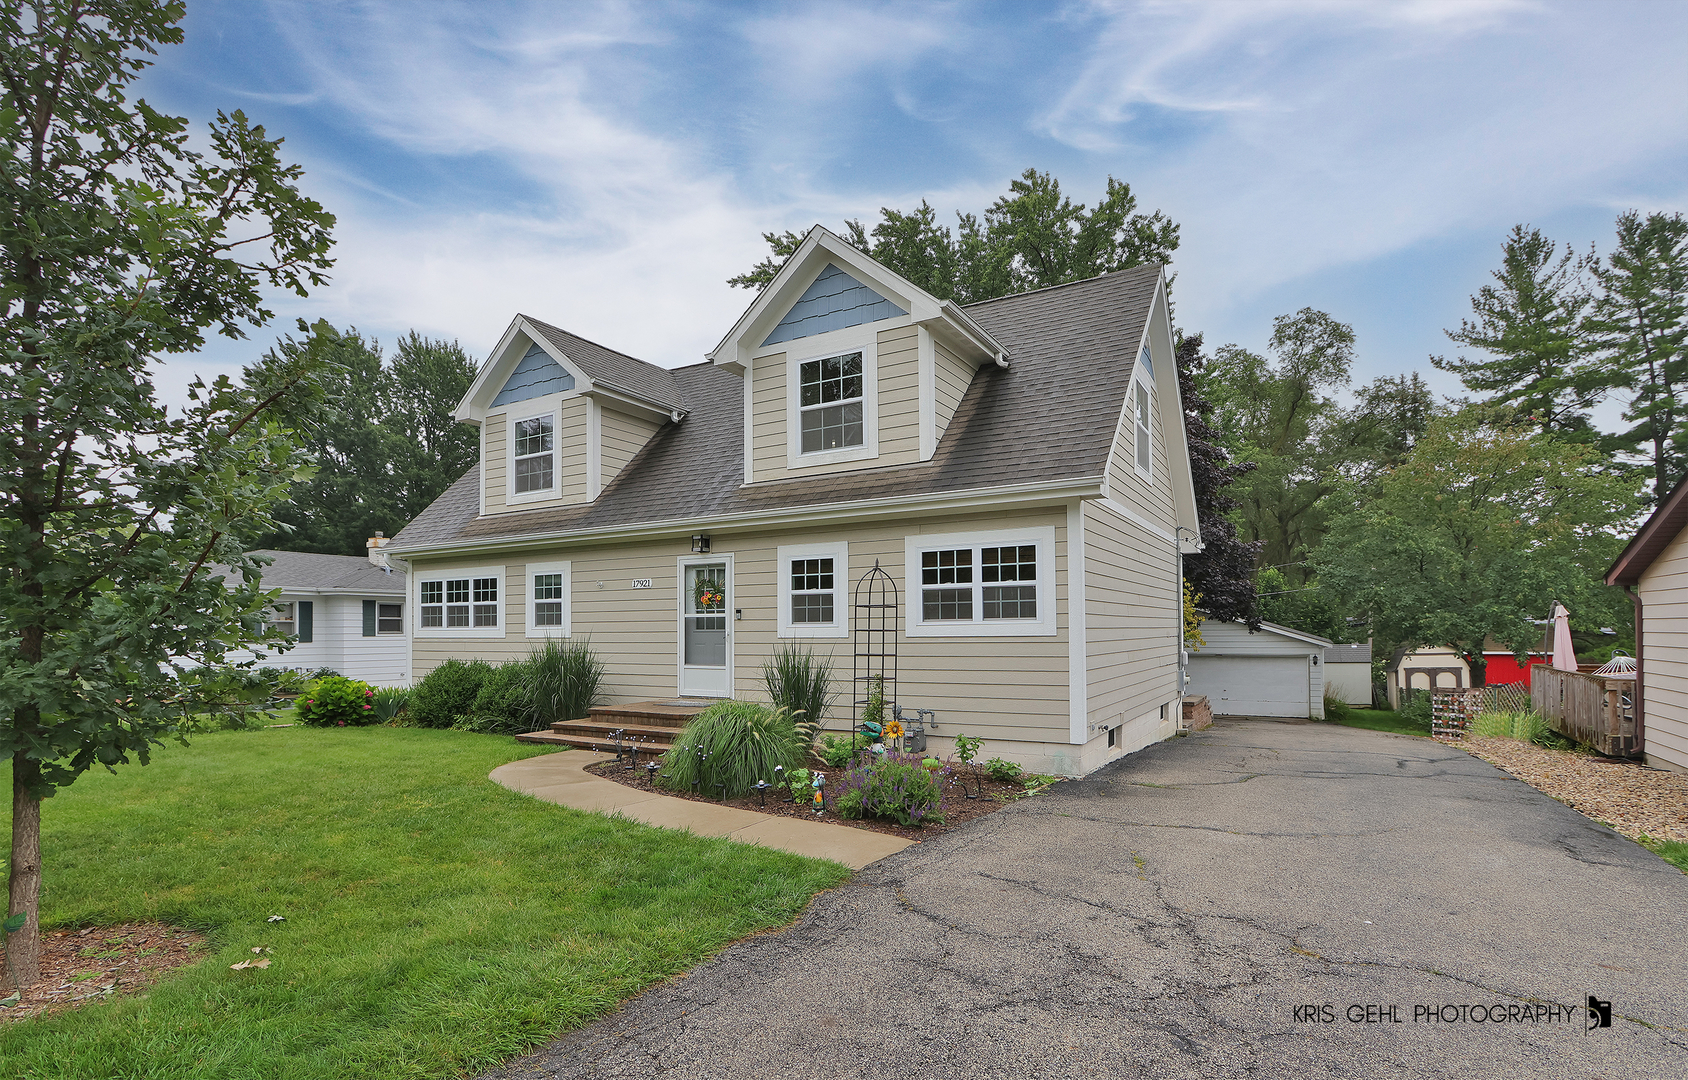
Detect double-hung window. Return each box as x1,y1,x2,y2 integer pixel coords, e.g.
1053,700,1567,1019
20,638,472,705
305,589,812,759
525,561,572,637
798,352,863,453
377,603,403,634
513,413,555,494
905,528,1056,637
776,542,847,637
416,567,503,637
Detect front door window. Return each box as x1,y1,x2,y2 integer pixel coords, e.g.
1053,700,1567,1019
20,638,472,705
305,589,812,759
682,564,729,692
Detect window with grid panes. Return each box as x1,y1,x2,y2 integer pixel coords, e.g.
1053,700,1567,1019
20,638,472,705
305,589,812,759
982,545,1038,619
472,577,498,626
921,549,973,621
420,576,498,630
513,414,554,493
790,557,835,624
532,573,564,627
799,352,863,453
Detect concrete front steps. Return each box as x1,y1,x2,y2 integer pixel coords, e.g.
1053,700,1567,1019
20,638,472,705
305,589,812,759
513,699,714,753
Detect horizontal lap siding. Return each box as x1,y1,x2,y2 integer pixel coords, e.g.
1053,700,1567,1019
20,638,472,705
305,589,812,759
483,416,506,513
750,352,786,482
874,324,921,466
600,407,662,488
411,508,1072,744
1639,527,1688,770
1104,290,1177,534
933,339,974,439
1084,499,1178,731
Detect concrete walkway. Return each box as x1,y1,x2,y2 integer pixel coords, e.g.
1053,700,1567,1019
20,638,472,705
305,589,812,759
490,751,912,870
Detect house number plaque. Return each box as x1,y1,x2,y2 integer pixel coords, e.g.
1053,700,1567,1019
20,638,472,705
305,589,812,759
630,579,653,589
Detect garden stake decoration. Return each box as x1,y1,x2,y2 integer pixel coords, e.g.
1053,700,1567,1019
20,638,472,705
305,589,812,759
645,761,660,783
775,765,793,803
754,779,770,808
812,771,826,814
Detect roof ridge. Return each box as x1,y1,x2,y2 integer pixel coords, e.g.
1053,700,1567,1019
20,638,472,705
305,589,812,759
961,263,1161,310
518,314,666,372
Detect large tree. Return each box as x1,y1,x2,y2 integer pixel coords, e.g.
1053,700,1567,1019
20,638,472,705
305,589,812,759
1585,210,1688,499
1314,409,1638,685
730,168,1179,302
0,2,333,988
247,326,477,554
1432,225,1598,435
1174,332,1261,627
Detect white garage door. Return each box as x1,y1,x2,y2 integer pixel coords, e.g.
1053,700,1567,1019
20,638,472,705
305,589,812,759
1187,655,1310,718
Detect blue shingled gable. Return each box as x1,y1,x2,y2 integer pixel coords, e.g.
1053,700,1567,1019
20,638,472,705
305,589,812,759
492,342,575,407
761,263,907,347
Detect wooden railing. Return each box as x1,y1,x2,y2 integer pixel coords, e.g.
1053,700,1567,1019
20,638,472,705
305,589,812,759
1530,667,1637,757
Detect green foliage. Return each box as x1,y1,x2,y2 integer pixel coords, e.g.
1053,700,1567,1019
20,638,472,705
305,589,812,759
1636,835,1688,874
1398,692,1433,728
1322,693,1357,724
0,728,849,1077
761,644,836,738
831,753,945,826
730,169,1178,302
247,328,479,555
464,662,536,735
816,733,858,769
1432,224,1598,436
1471,709,1546,741
859,674,887,733
168,666,280,730
369,687,411,724
1315,408,1639,673
408,659,492,730
1324,706,1430,738
984,757,1024,783
296,676,377,727
526,637,606,726
657,701,810,799
1256,567,1357,642
953,733,984,764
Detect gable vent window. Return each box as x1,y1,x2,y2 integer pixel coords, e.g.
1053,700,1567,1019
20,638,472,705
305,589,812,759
1134,382,1153,481
799,352,863,453
513,414,555,493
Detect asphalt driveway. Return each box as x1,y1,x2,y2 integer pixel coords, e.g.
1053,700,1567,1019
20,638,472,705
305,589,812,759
484,718,1688,1079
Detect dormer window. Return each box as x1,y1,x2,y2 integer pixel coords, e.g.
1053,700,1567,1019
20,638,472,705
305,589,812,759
799,352,863,453
513,414,555,493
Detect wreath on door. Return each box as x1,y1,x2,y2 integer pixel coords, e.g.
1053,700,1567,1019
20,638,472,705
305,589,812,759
693,576,725,611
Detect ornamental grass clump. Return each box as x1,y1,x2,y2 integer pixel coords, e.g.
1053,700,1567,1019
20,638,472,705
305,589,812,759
831,752,945,827
526,637,607,726
296,675,378,727
658,701,812,799
1472,708,1545,741
761,644,836,743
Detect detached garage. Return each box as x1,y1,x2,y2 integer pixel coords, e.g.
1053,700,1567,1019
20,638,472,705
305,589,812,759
1187,619,1332,719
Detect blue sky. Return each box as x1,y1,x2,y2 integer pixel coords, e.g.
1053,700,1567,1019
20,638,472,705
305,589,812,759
142,0,1687,413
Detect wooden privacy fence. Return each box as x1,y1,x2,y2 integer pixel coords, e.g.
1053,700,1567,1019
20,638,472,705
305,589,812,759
1530,667,1637,758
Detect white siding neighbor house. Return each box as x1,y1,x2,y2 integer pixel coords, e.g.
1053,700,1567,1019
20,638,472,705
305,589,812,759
215,547,409,688
1324,643,1374,707
1186,618,1331,719
386,226,1203,775
1605,475,1688,773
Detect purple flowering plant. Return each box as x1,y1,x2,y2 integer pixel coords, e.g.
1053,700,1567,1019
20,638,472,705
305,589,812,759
829,751,947,827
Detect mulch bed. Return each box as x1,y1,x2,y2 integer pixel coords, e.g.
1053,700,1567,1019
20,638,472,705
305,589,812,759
0,923,208,1022
1444,734,1688,843
584,756,1044,841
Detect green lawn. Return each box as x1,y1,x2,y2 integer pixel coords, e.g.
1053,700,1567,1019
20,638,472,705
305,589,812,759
0,727,850,1079
1319,707,1431,738
1638,836,1688,874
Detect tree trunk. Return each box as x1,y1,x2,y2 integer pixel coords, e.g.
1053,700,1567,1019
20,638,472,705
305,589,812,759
4,754,42,991
1469,655,1488,688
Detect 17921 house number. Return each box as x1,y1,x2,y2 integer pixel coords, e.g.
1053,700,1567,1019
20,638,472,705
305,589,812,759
630,579,653,589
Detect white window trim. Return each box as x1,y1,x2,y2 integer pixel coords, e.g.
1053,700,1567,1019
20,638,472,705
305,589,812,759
776,541,849,639
506,402,562,506
1132,371,1154,484
904,526,1058,638
675,552,735,698
782,330,880,469
376,602,404,635
414,565,505,639
525,560,572,638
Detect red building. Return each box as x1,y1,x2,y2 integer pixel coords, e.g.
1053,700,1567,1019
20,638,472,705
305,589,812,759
1482,651,1547,686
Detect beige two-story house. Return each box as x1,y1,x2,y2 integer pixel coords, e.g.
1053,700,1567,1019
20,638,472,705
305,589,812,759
387,226,1201,775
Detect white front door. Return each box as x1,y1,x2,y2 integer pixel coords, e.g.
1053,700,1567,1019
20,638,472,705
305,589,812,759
678,557,732,697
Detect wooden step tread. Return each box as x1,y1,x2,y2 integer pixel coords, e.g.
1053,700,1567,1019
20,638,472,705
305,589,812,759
550,719,686,740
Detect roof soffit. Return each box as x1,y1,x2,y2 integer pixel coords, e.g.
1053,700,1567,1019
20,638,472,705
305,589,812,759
707,225,1007,373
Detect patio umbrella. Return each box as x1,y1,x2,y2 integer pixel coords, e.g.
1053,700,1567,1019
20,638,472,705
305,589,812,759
1549,602,1578,672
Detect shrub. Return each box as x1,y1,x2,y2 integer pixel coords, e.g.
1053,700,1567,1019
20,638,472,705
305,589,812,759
831,753,945,826
1323,692,1356,723
296,675,377,727
527,638,606,726
658,701,810,799
465,661,538,734
1398,690,1432,727
985,757,1024,783
761,644,836,742
408,658,492,729
816,732,858,769
369,687,411,724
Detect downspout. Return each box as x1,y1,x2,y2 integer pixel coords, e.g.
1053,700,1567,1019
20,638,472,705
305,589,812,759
1175,526,1192,698
1624,584,1646,760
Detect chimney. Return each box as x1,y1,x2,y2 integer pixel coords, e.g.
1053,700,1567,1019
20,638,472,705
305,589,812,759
367,531,390,569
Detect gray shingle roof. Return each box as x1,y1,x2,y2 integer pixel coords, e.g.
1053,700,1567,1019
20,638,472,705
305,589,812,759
212,550,406,594
1325,643,1373,664
524,316,685,412
393,264,1161,552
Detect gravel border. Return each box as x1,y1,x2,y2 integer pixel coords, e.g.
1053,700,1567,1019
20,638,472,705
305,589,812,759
1442,734,1688,843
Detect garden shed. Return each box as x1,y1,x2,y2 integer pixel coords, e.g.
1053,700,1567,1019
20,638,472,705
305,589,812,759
1187,619,1331,719
1324,642,1373,706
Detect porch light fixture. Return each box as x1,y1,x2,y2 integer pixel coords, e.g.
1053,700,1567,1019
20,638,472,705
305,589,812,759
690,534,711,553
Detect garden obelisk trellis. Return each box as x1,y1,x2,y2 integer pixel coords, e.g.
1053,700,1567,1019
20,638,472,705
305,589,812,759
852,562,898,748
